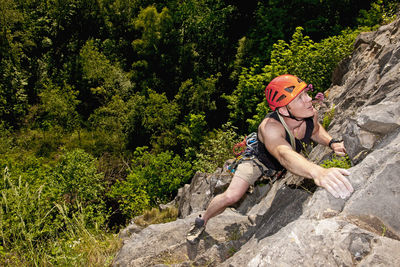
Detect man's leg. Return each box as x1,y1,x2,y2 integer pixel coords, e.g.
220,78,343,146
202,175,250,225
186,175,250,243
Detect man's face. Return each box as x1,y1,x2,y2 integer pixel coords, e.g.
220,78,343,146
286,89,314,118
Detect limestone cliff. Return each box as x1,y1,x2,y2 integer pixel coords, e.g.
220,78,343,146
113,18,400,267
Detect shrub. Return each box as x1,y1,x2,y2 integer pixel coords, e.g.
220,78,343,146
109,147,193,218
0,149,117,266
193,123,241,173
51,149,109,228
38,81,81,132
108,172,151,219
322,105,336,129
0,166,57,264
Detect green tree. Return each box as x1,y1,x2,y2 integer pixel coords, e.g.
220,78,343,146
107,170,150,219
175,113,207,158
143,90,179,139
175,74,219,116
0,0,29,126
176,0,236,78
131,5,179,95
223,64,273,132
88,95,133,155
357,0,399,27
270,27,359,91
193,123,240,173
125,90,180,150
80,39,133,104
38,80,81,132
244,0,374,65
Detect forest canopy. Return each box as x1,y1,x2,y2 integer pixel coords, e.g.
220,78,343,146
0,0,398,265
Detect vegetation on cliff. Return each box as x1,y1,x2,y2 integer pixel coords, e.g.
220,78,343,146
0,0,398,265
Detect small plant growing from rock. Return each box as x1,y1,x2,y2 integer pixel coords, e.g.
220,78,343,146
321,154,351,169
228,228,242,241
381,224,387,237
227,246,238,258
322,105,336,129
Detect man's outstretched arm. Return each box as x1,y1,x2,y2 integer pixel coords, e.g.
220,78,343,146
261,121,353,199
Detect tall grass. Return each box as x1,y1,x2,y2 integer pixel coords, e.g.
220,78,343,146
0,167,122,266
134,207,179,227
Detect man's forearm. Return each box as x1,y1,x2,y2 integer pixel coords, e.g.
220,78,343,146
277,145,324,180
311,122,332,147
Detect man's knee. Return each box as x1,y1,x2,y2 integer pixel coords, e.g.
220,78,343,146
223,190,244,206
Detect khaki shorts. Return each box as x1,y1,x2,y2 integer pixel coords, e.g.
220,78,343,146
234,157,275,186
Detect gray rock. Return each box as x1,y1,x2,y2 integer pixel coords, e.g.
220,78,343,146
118,222,144,241
357,100,400,135
177,169,234,218
342,136,400,238
113,210,252,267
222,218,400,267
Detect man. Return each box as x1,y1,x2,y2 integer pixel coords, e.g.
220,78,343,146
187,74,354,243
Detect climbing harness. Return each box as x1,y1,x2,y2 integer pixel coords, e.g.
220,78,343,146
228,132,276,182
228,113,297,182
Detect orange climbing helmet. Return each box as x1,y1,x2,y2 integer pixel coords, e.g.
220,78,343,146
265,74,307,111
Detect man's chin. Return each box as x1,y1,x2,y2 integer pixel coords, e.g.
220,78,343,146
300,110,314,119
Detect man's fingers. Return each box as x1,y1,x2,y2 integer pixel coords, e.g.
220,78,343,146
322,168,354,198
324,184,339,198
337,168,350,176
336,170,354,193
333,141,347,156
326,178,349,199
335,151,346,156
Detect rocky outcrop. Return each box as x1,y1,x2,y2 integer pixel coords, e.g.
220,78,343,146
113,18,400,266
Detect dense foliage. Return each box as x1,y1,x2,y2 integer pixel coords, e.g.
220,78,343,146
0,0,398,264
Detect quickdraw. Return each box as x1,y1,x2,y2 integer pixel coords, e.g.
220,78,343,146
232,132,258,157
228,132,259,173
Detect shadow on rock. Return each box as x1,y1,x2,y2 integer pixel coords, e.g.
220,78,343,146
255,185,310,241
185,229,221,260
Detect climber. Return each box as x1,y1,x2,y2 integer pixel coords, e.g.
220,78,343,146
186,74,354,243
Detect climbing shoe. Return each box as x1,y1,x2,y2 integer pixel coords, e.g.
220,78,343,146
186,215,205,244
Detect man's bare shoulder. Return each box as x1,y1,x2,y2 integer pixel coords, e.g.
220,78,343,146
258,117,285,141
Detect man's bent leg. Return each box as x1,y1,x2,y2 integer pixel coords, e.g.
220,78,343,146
202,175,250,225
187,161,259,243
187,175,250,243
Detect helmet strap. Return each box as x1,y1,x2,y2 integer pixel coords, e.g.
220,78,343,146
278,107,305,122
287,109,305,121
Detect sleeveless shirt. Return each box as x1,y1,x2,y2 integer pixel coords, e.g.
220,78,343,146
256,112,314,171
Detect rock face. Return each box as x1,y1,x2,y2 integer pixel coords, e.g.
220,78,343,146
113,18,400,266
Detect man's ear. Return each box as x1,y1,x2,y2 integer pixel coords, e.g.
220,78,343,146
277,106,289,116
